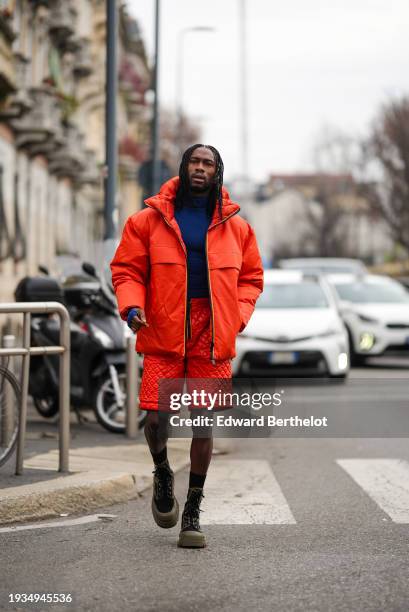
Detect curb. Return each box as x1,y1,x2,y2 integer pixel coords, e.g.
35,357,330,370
0,472,141,525
0,439,193,525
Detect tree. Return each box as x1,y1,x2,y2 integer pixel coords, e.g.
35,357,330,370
302,127,361,257
302,178,352,256
361,96,409,251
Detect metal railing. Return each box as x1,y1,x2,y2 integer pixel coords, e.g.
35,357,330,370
1,335,17,452
126,334,141,439
0,302,70,474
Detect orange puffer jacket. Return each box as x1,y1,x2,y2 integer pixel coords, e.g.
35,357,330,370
110,177,264,361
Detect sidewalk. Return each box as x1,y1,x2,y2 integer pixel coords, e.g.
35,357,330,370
0,405,191,525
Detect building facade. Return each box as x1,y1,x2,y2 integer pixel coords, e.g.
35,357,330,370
0,0,150,303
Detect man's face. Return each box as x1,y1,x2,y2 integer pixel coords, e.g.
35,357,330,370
187,147,216,194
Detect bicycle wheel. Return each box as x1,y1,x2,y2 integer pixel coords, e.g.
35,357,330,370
0,364,21,467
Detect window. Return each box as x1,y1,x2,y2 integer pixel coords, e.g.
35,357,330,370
257,281,329,309
334,280,409,304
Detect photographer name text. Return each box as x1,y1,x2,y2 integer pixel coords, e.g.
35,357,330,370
169,414,328,428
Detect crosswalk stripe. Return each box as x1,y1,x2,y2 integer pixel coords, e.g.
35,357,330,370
337,459,409,524
201,459,296,525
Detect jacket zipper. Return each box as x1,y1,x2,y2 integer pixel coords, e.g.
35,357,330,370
187,298,192,339
147,203,239,361
205,210,240,364
205,232,215,363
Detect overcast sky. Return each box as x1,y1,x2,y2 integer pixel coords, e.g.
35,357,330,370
127,0,409,183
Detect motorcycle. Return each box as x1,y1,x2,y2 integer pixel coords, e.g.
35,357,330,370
15,263,146,433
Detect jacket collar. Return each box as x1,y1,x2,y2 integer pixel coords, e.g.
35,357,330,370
144,176,240,228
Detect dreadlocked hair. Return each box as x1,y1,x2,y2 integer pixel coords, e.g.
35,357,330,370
174,144,224,220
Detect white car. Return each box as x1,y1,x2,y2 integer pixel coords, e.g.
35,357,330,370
279,257,367,275
233,270,349,378
327,273,409,364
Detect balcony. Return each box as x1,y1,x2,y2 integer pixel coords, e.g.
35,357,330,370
73,37,93,79
48,123,86,178
49,0,77,47
11,86,63,154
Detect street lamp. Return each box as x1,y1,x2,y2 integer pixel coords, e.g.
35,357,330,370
238,0,250,217
176,26,215,156
104,0,118,241
151,0,161,195
238,0,248,189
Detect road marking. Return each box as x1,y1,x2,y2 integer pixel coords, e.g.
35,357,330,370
201,459,296,524
0,514,117,534
337,459,409,523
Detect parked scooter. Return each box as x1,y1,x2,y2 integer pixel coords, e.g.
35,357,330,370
15,263,145,433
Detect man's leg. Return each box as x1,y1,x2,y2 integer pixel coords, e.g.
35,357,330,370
178,297,232,548
143,410,179,528
144,410,170,462
189,431,213,487
178,417,213,548
139,354,184,529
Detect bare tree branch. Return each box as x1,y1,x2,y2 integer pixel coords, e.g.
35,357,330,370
362,96,409,251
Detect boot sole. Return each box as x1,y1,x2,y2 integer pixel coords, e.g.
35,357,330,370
177,530,206,548
152,497,179,529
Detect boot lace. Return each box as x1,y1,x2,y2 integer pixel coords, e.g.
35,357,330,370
182,490,204,531
153,466,173,501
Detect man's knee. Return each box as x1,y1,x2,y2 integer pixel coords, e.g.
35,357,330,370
144,410,170,438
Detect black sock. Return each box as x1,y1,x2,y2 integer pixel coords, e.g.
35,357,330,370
189,471,206,489
151,447,168,467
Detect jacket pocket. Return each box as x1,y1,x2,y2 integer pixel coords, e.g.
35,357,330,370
207,251,243,335
150,245,185,265
207,250,242,270
148,246,186,323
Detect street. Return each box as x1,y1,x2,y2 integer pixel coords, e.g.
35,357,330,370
1,359,409,612
0,1,408,610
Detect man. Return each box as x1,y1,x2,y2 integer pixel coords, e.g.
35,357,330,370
110,144,263,548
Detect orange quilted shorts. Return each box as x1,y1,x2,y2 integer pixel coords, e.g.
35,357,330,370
139,297,232,412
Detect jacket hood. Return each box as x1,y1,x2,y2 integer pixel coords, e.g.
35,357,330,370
144,176,240,225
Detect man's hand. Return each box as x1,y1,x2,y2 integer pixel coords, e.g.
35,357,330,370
129,308,149,333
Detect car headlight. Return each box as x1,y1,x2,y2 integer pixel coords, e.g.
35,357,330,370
90,324,115,348
357,313,379,324
338,352,348,370
359,332,376,350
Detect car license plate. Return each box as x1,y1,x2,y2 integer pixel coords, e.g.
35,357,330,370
268,351,298,364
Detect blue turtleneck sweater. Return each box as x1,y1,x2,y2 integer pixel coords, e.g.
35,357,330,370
174,195,212,298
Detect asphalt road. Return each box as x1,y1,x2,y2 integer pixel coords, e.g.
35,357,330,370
2,359,409,612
